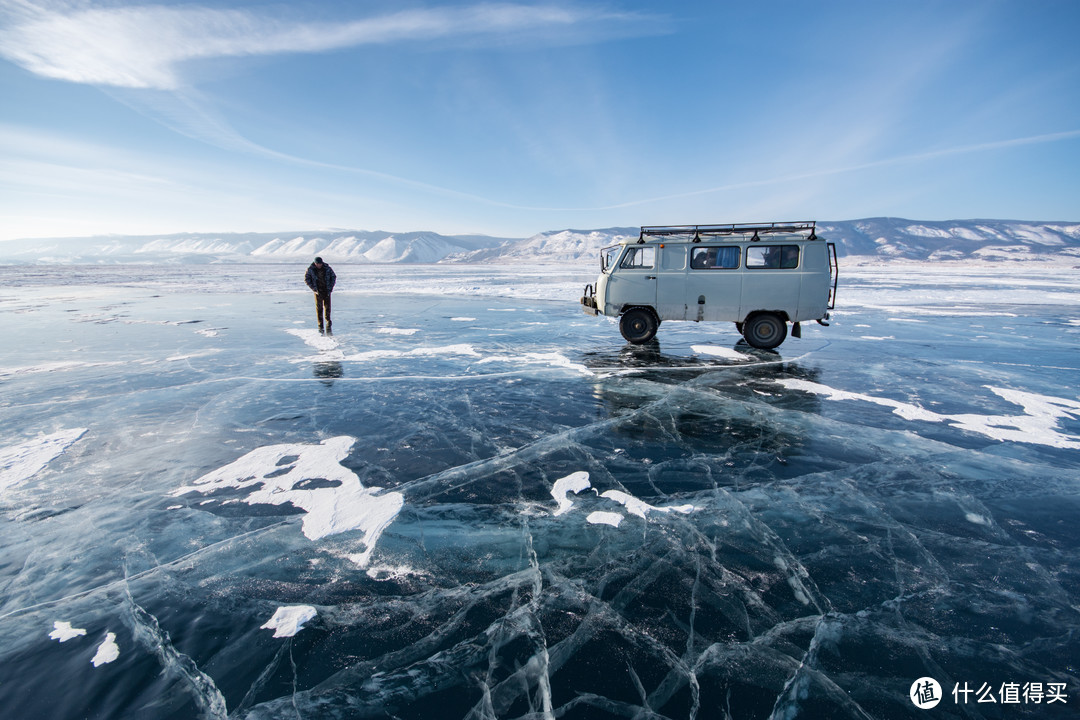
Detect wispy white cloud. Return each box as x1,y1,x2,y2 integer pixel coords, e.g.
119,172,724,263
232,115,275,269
0,1,658,90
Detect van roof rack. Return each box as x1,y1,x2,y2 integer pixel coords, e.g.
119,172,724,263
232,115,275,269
638,221,817,243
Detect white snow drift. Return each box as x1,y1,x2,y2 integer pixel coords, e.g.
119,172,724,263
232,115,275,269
171,436,404,567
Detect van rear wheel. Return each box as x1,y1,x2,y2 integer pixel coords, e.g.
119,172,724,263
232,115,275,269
620,308,659,344
743,313,787,349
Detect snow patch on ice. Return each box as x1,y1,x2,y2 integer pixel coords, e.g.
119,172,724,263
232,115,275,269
91,633,119,667
166,350,220,362
171,436,404,567
586,511,623,527
965,513,991,526
365,563,430,582
377,327,419,336
691,345,752,360
450,317,476,322
0,361,122,378
0,428,87,492
600,490,697,518
49,621,86,642
551,471,591,516
344,344,482,362
778,380,1080,449
287,328,341,358
479,352,592,375
863,304,1018,318
261,606,317,638
549,473,698,525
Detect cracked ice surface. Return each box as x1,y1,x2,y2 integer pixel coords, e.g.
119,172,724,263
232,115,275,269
0,264,1078,719
0,428,86,492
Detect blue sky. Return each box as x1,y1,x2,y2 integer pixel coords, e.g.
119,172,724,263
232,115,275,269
1,0,1078,240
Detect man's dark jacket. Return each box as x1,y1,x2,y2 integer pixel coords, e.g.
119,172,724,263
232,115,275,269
305,262,337,296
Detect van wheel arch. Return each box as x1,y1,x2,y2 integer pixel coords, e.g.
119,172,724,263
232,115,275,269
619,306,660,344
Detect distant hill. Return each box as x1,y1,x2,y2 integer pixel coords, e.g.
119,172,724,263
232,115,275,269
447,219,1080,266
817,218,1080,263
1,219,1077,265
447,227,639,264
0,230,513,265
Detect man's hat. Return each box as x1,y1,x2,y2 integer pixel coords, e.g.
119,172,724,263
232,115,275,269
314,257,323,263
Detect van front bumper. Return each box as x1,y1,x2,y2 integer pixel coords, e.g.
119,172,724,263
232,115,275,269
581,284,599,315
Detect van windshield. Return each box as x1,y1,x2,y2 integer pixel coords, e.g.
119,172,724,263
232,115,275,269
601,245,622,274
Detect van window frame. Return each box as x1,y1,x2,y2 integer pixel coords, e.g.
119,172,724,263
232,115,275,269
618,245,656,270
690,245,741,270
746,244,801,270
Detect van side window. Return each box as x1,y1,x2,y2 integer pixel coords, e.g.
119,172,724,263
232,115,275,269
690,246,740,269
747,244,800,269
619,246,655,269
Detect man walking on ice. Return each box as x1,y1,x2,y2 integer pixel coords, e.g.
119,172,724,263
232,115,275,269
304,256,336,334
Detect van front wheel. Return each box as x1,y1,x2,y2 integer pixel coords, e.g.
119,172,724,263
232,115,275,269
743,313,787,349
620,308,659,344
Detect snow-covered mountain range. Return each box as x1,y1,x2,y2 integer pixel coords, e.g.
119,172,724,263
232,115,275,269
450,219,1080,266
0,230,511,265
1,219,1077,265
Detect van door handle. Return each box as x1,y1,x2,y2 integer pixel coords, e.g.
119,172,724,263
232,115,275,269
646,275,657,280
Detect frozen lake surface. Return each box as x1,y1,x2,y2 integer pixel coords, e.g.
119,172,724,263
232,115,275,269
1,263,1078,719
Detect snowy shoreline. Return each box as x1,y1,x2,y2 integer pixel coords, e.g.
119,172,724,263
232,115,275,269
2,262,1078,308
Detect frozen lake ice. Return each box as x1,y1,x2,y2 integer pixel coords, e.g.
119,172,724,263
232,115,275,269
0,262,1078,719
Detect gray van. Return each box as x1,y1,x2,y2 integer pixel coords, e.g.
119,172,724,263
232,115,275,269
580,222,837,348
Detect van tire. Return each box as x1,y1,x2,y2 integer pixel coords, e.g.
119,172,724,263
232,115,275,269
743,313,787,349
620,308,659,344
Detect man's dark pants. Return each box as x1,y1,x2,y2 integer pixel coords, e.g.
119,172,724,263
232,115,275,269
315,292,331,330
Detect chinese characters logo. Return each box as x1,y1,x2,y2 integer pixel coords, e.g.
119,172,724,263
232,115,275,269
910,677,942,709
